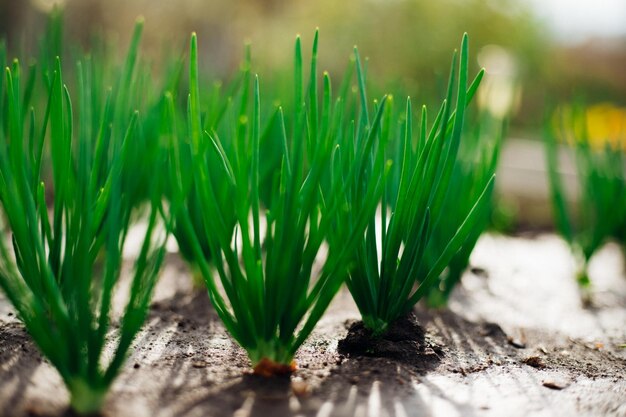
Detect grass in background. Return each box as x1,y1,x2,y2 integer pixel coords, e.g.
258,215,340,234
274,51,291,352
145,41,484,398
546,103,626,300
0,20,169,415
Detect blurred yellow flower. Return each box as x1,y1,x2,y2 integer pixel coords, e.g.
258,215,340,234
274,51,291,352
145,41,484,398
585,104,626,151
555,103,626,152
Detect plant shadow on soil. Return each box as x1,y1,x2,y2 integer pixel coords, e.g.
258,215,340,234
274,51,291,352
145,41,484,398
156,321,445,417
2,242,626,417
0,292,570,417
120,288,511,417
0,323,46,416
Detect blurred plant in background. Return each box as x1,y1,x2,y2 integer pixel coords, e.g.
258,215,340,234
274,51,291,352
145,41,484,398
546,103,626,303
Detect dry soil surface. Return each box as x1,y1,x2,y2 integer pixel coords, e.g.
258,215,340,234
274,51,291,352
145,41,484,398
1,234,625,417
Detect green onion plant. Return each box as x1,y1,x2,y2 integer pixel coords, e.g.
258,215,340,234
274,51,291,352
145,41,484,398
168,32,386,373
0,21,168,415
168,49,249,271
342,34,494,336
424,111,503,307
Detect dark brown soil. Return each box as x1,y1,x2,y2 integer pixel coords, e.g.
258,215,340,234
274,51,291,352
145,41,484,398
337,314,445,371
1,234,625,417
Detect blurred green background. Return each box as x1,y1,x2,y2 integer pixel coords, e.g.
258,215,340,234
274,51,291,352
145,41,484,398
2,0,625,232
2,0,625,138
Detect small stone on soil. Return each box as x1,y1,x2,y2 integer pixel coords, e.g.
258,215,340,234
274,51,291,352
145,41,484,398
291,378,309,397
470,266,489,278
542,379,569,390
507,336,526,349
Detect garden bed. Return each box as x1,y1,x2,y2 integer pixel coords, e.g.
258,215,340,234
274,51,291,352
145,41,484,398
1,233,625,417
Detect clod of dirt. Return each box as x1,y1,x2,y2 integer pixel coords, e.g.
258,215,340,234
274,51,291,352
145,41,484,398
337,313,442,365
522,356,546,369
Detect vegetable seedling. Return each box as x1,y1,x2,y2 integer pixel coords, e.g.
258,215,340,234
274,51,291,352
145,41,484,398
0,22,168,415
168,48,249,274
168,32,386,374
424,111,503,307
342,34,494,336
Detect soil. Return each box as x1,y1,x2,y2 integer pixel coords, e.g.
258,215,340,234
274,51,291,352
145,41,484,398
1,233,625,417
337,313,433,361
